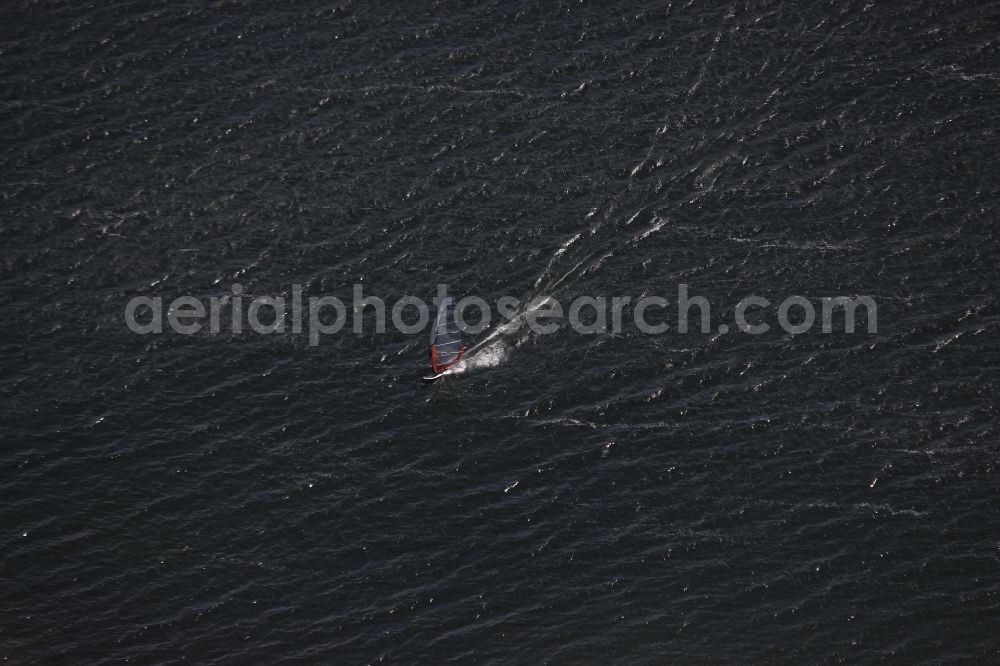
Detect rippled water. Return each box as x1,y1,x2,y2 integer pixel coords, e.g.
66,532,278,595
2,1,999,663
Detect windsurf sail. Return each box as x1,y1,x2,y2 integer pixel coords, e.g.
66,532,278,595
429,297,464,374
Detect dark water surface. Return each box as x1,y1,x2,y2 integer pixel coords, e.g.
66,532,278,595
2,1,999,663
